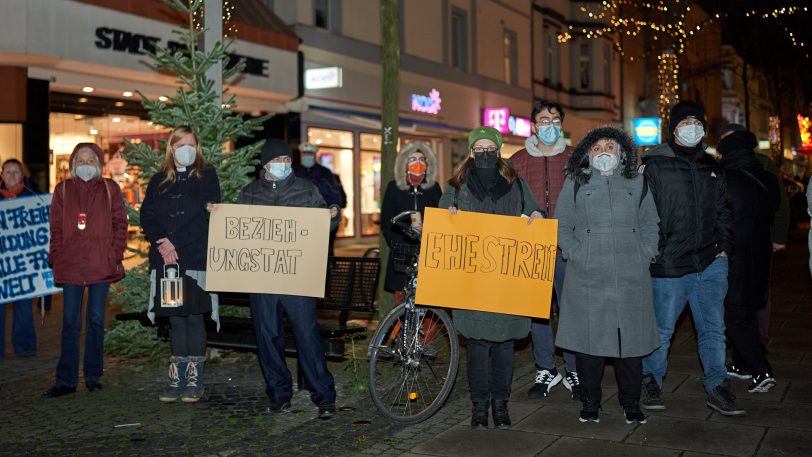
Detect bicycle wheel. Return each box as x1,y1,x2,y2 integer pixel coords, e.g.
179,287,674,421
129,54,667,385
368,303,459,424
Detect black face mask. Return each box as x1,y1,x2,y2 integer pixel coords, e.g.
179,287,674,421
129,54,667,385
473,151,499,168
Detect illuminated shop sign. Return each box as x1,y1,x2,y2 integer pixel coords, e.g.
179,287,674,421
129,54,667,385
305,67,343,89
633,118,661,146
411,89,442,115
482,107,532,137
93,26,269,77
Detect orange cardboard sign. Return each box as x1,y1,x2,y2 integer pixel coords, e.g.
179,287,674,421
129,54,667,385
414,207,557,318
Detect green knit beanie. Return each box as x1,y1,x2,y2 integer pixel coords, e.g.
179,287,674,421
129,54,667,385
468,126,503,150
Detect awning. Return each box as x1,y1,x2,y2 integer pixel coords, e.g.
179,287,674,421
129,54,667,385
307,105,470,138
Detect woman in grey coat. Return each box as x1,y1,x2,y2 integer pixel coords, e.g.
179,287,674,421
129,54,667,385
554,126,660,424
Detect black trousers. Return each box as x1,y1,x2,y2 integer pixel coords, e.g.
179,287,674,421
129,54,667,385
169,314,207,357
725,301,772,375
466,339,514,403
576,352,642,407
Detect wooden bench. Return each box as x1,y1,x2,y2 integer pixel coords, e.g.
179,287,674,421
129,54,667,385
116,256,381,387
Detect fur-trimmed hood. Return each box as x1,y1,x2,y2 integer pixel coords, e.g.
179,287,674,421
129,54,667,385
394,140,438,190
565,126,639,184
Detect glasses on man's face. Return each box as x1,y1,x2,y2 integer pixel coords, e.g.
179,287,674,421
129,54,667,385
472,147,499,154
536,118,562,127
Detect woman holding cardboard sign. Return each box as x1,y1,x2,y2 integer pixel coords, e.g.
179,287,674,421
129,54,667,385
439,126,543,430
553,126,660,425
140,126,221,403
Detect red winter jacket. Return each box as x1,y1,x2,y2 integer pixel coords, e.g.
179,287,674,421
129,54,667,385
510,144,573,218
49,151,127,285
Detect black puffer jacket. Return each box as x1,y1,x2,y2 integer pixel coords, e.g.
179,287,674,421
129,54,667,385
641,141,734,277
237,170,340,230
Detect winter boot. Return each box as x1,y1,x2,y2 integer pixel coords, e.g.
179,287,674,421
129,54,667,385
181,356,205,403
491,399,512,429
159,356,187,402
470,401,489,429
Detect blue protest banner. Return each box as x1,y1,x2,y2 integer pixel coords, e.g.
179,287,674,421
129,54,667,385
0,194,61,303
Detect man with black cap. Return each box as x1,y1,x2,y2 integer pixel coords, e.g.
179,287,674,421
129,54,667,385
638,101,744,416
238,138,341,419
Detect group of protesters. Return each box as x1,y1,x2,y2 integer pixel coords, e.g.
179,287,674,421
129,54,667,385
2,97,797,427
381,100,787,428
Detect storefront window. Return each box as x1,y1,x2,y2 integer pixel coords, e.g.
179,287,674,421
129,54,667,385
307,127,355,237
0,124,23,164
359,133,381,236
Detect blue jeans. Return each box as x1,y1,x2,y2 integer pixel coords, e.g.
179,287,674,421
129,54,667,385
642,256,729,391
249,293,336,406
531,253,576,372
1,300,37,357
55,283,109,388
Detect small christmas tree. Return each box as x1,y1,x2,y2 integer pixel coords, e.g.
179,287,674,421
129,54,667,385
112,0,269,314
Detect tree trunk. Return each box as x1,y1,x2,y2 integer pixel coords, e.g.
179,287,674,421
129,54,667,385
377,0,399,319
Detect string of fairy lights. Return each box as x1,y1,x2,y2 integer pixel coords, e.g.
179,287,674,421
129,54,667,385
557,1,809,121
192,0,238,37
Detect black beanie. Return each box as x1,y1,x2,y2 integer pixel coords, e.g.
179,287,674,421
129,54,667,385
668,101,707,135
260,138,292,165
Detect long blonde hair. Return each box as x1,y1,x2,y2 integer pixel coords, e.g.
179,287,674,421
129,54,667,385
159,126,204,189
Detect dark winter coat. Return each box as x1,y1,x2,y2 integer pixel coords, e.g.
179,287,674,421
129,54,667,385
754,153,789,245
553,127,660,358
718,131,780,308
238,171,340,231
140,166,221,271
293,163,345,208
437,167,537,342
380,141,442,292
49,149,127,285
641,141,734,278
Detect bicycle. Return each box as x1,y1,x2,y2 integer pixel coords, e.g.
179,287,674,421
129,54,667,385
368,210,459,424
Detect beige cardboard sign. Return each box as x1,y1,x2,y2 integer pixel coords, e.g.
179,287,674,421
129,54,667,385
205,204,330,297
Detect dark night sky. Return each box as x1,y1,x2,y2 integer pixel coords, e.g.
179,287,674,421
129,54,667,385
696,0,812,104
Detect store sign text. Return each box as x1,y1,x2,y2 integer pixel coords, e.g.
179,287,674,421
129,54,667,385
93,26,269,77
305,67,343,89
633,118,661,146
483,107,532,137
411,89,442,115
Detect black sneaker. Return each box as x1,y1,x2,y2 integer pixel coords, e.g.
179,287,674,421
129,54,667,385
726,363,753,380
527,368,562,399
85,380,103,392
623,401,648,424
747,373,776,393
268,400,292,413
578,399,600,423
641,374,666,410
706,381,746,416
562,371,581,401
318,403,336,419
42,385,76,398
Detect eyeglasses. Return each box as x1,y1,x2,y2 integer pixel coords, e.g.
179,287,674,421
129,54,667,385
472,147,499,154
536,118,562,127
407,156,427,163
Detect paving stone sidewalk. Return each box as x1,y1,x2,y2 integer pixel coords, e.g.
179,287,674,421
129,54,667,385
2,232,811,456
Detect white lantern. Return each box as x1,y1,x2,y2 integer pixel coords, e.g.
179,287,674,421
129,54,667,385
160,264,183,308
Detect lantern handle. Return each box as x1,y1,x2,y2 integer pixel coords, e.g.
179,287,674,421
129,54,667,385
164,263,181,279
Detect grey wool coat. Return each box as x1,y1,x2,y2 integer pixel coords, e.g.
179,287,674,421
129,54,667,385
554,127,661,358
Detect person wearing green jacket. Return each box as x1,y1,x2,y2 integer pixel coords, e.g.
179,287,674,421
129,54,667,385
439,126,543,430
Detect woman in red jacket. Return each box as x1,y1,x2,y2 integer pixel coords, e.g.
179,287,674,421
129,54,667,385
44,143,127,398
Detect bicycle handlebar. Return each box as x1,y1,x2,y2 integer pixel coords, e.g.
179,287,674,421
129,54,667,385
391,210,422,241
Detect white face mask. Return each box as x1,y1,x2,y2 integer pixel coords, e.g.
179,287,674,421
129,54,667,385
75,165,98,182
591,153,619,173
676,124,705,147
174,145,197,167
